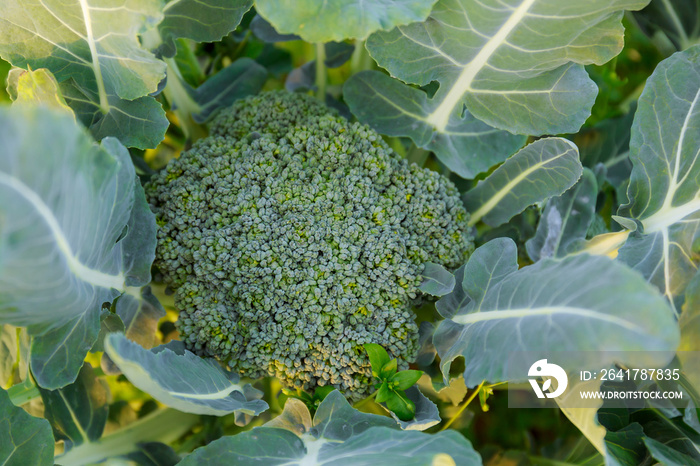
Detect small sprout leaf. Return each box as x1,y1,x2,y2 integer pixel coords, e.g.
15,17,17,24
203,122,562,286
385,390,416,422
390,370,423,391
375,382,392,403
364,343,390,375
379,359,398,380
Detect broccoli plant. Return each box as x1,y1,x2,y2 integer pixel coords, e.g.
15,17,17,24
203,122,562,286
363,343,423,421
0,0,698,465
146,91,472,400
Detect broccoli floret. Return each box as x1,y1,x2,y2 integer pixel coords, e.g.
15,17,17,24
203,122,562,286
145,91,473,399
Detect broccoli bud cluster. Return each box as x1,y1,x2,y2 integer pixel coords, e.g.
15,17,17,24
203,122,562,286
146,91,473,399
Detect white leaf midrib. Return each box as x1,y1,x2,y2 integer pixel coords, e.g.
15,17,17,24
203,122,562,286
0,171,125,291
452,305,646,334
105,337,245,403
641,87,700,233
468,141,577,226
426,0,537,131
77,0,109,111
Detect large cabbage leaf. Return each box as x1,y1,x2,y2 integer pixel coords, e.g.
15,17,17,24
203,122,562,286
0,106,156,388
634,0,700,51
616,45,700,312
6,68,74,114
0,387,54,465
526,168,598,261
0,0,168,148
157,0,253,55
255,0,439,43
345,0,649,177
178,391,480,465
104,334,268,417
344,71,526,178
434,238,680,387
366,0,648,135
464,138,582,226
38,363,108,450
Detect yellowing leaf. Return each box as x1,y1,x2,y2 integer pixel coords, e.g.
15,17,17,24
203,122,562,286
7,68,73,116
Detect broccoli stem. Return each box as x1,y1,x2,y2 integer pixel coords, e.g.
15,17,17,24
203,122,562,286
141,27,204,141
350,40,375,73
352,390,378,411
315,43,327,102
56,408,200,465
163,56,204,140
175,38,205,83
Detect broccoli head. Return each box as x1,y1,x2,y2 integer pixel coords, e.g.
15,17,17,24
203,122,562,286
145,91,473,399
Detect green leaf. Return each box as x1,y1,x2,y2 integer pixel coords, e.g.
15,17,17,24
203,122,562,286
61,79,168,149
680,271,700,392
191,58,268,123
311,391,397,440
437,238,517,320
326,429,479,465
266,398,312,436
124,442,182,466
363,343,391,376
644,437,698,466
30,310,101,389
343,70,526,178
178,390,480,465
571,108,635,187
250,15,300,42
435,265,470,320
364,0,648,137
526,168,598,261
0,107,156,388
0,0,169,148
115,287,164,351
616,46,700,312
605,423,646,466
52,184,153,386
56,407,199,465
0,387,54,465
385,390,416,421
631,408,700,462
434,238,680,386
78,92,168,150
555,379,607,456
0,0,164,99
0,326,18,389
418,263,456,297
100,286,165,375
465,138,583,227
324,42,356,68
91,310,125,353
379,359,398,380
380,386,440,431
38,363,108,449
157,0,253,56
104,333,268,417
181,428,305,464
634,0,700,51
375,381,392,403
255,0,438,42
390,370,423,391
314,386,335,403
416,321,437,368
6,68,73,114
